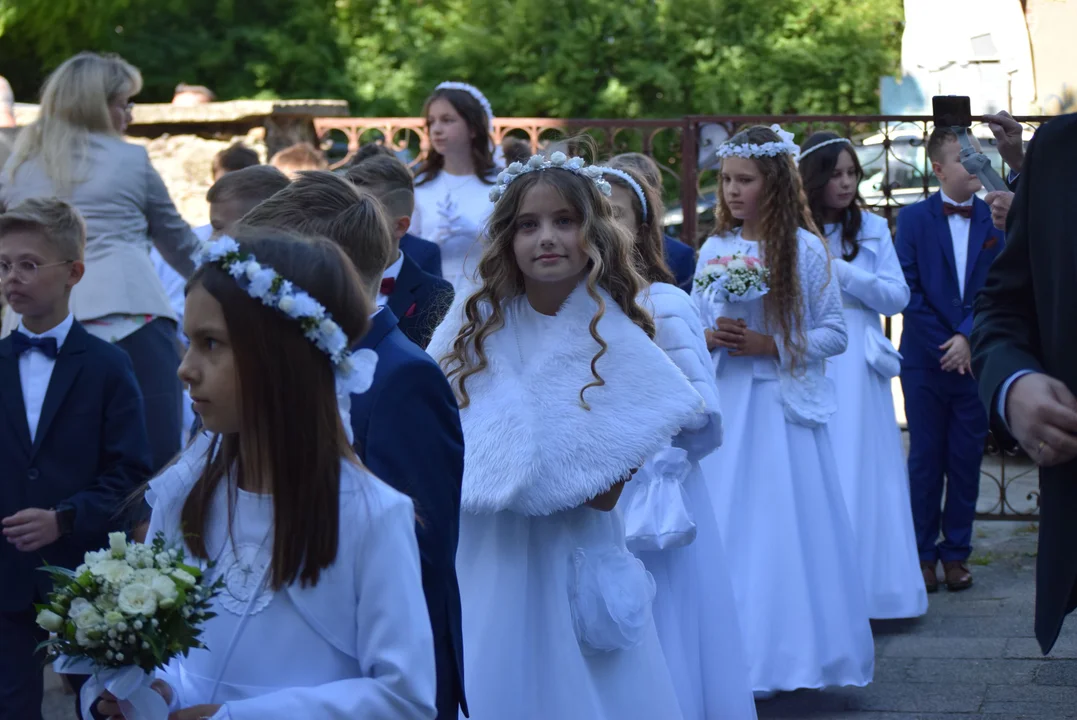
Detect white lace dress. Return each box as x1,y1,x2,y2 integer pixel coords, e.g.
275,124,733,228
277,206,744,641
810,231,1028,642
824,213,927,620
693,228,876,693
411,171,495,294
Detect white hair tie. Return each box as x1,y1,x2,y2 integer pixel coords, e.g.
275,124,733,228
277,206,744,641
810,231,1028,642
435,81,495,131
597,167,649,222
799,136,853,161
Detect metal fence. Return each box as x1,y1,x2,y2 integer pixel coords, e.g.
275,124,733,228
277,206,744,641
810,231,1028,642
314,113,1053,520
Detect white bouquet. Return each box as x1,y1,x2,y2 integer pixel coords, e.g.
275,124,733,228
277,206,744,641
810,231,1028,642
35,531,222,719
693,252,770,325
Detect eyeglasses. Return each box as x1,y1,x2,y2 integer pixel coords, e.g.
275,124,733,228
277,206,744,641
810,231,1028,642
0,259,73,282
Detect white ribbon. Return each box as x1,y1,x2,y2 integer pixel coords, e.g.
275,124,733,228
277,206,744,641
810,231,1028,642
53,656,170,720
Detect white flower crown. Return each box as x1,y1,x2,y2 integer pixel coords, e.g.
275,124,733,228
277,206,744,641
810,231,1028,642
799,136,853,161
436,81,495,131
597,167,648,222
716,124,800,162
196,236,377,396
488,152,612,203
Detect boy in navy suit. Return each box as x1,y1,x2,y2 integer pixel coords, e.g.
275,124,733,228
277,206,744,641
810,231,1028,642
0,199,151,720
896,127,1005,593
240,171,468,720
345,155,454,348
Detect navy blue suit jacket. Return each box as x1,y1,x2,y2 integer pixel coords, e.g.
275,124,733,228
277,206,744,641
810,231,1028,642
388,253,454,350
895,192,1005,370
0,322,151,612
664,233,696,293
349,308,466,718
400,232,443,278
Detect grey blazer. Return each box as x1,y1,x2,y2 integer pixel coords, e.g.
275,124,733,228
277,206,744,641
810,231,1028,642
0,133,197,323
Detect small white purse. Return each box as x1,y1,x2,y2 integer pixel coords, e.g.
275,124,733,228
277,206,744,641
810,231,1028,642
623,446,697,553
864,324,903,379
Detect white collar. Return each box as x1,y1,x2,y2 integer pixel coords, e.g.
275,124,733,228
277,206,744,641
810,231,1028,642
382,251,405,283
940,190,974,207
17,313,75,349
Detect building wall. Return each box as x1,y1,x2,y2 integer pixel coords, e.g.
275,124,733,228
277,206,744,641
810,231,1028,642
1026,0,1077,113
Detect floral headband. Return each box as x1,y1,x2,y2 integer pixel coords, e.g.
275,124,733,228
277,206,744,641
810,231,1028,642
436,81,495,131
197,236,377,396
488,152,612,203
799,136,853,161
597,167,648,222
716,124,800,162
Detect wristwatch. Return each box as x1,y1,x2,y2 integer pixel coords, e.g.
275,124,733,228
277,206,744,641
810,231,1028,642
54,504,76,536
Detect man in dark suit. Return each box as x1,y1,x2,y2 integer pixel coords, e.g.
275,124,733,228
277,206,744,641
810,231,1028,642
346,157,454,348
971,113,1077,654
0,199,151,720
663,233,696,293
895,127,1005,594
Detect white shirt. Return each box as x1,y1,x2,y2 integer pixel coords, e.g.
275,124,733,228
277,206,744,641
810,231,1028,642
940,190,973,298
411,171,495,293
377,251,405,308
16,314,74,442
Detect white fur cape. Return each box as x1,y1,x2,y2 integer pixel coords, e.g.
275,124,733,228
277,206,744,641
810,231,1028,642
427,283,704,516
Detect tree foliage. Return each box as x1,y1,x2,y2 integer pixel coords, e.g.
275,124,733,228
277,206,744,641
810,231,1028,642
0,0,904,117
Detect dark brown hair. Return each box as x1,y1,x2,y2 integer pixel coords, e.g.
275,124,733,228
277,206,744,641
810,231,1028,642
603,162,674,286
270,142,328,173
212,142,260,178
927,127,959,164
799,132,865,261
501,136,532,165
180,228,371,590
240,170,394,291
345,154,415,218
345,142,396,168
205,165,290,207
714,125,824,370
415,87,495,186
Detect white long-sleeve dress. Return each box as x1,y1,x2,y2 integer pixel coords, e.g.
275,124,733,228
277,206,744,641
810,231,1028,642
411,171,495,294
693,228,875,693
426,283,704,720
144,446,437,720
627,282,758,719
824,213,928,619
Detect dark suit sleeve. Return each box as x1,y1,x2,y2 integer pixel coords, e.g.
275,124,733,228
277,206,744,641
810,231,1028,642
362,361,463,568
895,208,950,332
413,281,455,350
971,133,1045,420
64,354,152,541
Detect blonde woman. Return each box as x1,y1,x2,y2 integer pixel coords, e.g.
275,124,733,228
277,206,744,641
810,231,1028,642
1,51,198,473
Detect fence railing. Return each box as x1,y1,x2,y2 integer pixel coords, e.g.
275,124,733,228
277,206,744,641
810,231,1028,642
314,113,1053,521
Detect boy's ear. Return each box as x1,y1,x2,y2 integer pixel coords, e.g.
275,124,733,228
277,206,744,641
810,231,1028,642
395,216,411,240
67,260,85,289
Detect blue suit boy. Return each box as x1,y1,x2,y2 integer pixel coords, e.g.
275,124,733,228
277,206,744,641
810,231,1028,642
400,232,443,278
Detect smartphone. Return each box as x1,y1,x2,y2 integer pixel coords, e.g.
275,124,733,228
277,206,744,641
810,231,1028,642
932,96,972,128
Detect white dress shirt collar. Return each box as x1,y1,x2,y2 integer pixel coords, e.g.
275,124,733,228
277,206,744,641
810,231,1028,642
939,190,974,207
17,313,75,349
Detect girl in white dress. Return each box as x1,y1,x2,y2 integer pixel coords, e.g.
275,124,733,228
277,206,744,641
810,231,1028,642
427,151,702,720
602,164,758,720
799,132,927,620
693,125,874,696
97,230,436,720
411,82,499,293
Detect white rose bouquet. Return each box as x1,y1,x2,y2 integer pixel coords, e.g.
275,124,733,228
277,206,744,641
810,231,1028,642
35,531,222,719
693,252,770,325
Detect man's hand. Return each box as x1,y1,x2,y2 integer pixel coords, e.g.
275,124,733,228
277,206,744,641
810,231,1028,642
939,334,972,374
1,508,60,552
983,111,1025,173
984,191,1014,232
1005,373,1077,467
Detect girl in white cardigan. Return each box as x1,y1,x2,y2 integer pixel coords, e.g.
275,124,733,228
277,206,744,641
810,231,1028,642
799,132,926,620
693,126,874,696
97,230,436,720
602,163,757,720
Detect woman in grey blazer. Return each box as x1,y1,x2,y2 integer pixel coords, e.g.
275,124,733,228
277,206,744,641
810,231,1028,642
1,51,198,474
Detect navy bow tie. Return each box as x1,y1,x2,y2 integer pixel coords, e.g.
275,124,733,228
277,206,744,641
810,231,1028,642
10,331,58,359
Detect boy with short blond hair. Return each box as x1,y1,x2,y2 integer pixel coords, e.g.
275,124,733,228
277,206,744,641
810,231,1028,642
0,198,151,720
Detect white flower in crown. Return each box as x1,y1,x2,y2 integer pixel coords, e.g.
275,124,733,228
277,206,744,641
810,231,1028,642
549,151,567,167
716,124,800,162
202,236,238,261
507,161,525,174
489,152,612,204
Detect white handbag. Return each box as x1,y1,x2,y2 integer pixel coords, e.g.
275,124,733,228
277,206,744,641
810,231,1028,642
864,324,903,379
623,446,697,553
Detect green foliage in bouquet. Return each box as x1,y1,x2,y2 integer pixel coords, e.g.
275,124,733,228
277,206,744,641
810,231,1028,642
34,532,224,674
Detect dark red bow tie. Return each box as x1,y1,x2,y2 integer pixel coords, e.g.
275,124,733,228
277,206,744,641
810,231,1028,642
380,277,396,296
943,202,972,219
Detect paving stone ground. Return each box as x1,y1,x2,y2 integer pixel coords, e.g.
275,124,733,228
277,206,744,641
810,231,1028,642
43,454,1068,720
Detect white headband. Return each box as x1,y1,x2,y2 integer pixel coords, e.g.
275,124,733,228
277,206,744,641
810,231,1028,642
489,152,612,203
436,81,494,131
716,124,800,162
598,167,648,222
799,136,853,161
